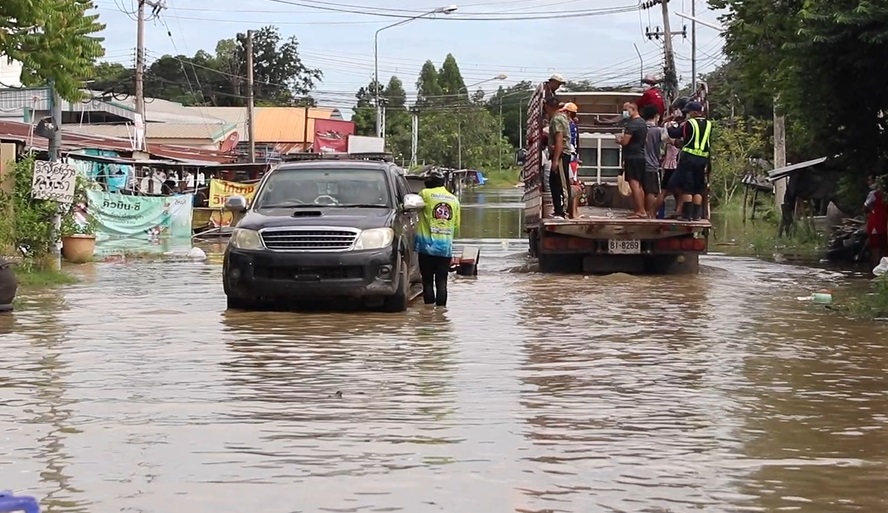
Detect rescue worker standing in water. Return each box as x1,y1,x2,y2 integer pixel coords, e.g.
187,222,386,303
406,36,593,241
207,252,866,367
415,169,461,307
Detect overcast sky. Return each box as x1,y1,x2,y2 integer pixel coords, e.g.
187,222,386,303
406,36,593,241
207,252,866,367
94,0,726,113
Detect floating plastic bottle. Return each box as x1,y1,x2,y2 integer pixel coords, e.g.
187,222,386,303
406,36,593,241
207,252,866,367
0,491,40,513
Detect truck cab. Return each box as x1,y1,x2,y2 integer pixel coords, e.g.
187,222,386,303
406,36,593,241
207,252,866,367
221,154,424,312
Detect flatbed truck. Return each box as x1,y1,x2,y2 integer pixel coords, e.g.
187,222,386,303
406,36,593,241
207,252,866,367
521,90,711,274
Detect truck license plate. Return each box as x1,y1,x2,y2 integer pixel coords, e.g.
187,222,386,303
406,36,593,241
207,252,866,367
608,239,640,254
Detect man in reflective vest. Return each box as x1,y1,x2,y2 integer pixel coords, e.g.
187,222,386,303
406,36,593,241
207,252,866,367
672,101,712,221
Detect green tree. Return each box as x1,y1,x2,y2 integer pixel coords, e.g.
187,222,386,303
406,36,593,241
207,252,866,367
437,53,466,102
709,117,769,206
383,76,412,159
486,81,534,148
90,62,131,95
711,0,888,203
351,80,380,136
232,26,322,106
415,60,442,107
1,0,106,100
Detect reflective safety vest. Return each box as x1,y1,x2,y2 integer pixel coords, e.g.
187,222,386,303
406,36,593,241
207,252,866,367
681,118,712,158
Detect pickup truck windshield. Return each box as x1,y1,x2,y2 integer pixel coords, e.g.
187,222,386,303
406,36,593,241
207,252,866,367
254,168,391,208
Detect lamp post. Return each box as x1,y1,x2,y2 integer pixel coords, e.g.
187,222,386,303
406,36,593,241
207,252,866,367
457,74,507,169
374,5,457,138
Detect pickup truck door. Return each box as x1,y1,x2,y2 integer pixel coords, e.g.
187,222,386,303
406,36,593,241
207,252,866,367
395,176,420,282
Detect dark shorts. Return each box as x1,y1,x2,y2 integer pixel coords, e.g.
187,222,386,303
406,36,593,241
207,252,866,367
624,158,646,183
669,154,708,195
643,170,661,196
661,168,676,190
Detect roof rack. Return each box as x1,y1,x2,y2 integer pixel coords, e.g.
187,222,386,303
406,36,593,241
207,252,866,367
280,152,394,163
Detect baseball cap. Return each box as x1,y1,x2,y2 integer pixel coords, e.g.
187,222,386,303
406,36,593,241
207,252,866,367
549,73,566,83
685,101,704,112
561,102,578,113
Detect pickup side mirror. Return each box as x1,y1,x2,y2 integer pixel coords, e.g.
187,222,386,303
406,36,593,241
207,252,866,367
224,195,248,212
515,148,527,166
402,193,425,212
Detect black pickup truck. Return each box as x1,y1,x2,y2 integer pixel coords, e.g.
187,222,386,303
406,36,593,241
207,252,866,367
222,155,425,312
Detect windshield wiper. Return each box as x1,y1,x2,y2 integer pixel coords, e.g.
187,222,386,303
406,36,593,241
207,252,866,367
336,203,389,208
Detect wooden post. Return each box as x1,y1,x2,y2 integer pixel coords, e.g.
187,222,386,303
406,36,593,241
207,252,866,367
303,105,310,152
773,99,787,210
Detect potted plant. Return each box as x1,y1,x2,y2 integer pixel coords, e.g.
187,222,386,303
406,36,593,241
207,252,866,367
60,177,99,264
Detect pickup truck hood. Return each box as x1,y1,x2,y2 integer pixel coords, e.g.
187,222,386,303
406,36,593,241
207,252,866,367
237,207,394,231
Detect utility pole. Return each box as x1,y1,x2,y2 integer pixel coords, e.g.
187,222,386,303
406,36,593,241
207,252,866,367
691,0,697,91
410,110,418,167
773,97,787,210
135,0,166,151
642,0,684,104
47,83,62,269
498,98,504,170
518,98,523,149
245,30,256,163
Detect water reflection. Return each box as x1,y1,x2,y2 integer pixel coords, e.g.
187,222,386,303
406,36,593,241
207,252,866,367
1,189,887,512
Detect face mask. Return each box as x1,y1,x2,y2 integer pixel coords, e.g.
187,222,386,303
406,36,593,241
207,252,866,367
642,84,651,91
622,110,630,118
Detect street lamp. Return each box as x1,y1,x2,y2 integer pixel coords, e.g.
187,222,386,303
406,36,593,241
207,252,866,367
457,74,507,169
374,5,458,137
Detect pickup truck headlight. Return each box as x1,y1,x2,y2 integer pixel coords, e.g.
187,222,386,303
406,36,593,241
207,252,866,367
229,228,265,250
353,228,394,250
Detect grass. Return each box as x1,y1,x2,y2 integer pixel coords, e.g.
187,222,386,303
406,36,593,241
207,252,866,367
710,197,827,259
837,276,888,319
15,267,79,287
483,168,522,187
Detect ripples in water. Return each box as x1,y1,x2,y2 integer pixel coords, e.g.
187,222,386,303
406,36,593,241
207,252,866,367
1,253,887,513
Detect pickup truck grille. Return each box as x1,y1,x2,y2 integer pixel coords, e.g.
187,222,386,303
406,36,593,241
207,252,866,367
260,229,358,251
254,265,364,280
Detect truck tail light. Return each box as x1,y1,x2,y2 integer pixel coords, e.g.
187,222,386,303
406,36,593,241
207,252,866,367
655,237,706,252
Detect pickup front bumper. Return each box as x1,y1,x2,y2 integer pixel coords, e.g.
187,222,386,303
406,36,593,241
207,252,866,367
223,247,401,301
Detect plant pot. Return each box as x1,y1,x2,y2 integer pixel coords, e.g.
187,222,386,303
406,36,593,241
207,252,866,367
61,234,96,264
0,257,16,313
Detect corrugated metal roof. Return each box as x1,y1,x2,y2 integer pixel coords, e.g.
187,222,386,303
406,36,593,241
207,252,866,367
0,120,237,163
0,87,231,125
65,122,236,141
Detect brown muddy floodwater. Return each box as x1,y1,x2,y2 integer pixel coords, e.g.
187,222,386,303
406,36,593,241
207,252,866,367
3,189,888,513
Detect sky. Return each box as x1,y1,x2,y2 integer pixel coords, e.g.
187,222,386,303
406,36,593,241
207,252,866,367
93,0,726,117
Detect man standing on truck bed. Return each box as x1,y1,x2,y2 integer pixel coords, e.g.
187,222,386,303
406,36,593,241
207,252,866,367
616,101,649,218
416,169,461,307
641,104,663,218
672,101,712,221
545,96,573,219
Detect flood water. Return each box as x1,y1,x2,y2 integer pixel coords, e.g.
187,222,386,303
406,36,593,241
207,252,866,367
3,188,888,513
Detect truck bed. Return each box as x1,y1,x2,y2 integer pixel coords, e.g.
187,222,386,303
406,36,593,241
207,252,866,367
543,206,711,228
540,206,711,241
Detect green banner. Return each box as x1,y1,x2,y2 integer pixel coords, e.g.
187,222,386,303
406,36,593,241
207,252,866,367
86,190,194,239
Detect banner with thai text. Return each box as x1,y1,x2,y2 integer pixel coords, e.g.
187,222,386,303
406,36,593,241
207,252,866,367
86,190,194,239
208,179,256,208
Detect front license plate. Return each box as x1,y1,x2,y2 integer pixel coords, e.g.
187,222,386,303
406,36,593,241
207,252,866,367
608,239,641,254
